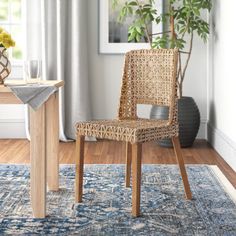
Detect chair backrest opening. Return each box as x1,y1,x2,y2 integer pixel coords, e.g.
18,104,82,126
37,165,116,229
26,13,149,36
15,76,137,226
118,49,178,123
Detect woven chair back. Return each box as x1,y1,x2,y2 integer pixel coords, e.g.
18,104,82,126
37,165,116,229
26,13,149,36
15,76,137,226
118,49,178,122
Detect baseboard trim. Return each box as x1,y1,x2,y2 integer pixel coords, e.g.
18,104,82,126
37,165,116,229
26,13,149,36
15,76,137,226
197,119,207,139
207,123,236,173
210,165,236,203
0,119,26,139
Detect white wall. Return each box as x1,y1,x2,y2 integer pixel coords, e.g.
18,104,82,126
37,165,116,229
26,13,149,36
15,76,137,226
0,0,208,139
208,0,236,172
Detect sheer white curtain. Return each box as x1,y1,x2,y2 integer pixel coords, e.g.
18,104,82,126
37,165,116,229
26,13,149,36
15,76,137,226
25,0,91,140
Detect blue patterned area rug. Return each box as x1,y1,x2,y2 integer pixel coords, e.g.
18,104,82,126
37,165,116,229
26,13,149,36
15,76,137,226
0,164,236,235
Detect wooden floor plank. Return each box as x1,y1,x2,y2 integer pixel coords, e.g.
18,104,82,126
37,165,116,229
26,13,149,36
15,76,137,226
0,139,235,187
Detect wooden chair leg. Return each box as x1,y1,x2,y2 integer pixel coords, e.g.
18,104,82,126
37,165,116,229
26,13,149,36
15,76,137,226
125,142,132,187
172,136,192,200
131,142,142,217
75,135,85,203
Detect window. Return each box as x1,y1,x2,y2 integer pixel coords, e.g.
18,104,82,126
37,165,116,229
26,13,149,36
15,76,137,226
0,0,24,61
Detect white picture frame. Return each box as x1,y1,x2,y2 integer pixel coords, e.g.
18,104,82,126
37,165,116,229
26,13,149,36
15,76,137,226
99,0,163,54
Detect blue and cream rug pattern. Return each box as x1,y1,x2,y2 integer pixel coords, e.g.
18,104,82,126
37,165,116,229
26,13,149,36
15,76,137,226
0,164,236,235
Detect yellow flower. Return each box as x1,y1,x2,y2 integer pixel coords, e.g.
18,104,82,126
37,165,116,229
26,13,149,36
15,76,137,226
0,27,15,49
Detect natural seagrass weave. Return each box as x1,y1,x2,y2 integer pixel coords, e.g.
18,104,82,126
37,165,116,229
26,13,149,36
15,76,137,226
76,49,179,144
75,49,192,217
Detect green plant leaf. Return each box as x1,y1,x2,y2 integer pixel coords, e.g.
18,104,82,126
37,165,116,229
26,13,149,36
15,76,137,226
129,1,138,6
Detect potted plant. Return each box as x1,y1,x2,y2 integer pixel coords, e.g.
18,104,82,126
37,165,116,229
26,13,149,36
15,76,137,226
112,0,212,147
0,27,15,84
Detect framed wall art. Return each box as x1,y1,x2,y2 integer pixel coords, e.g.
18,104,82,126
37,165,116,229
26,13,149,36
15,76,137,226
99,0,163,54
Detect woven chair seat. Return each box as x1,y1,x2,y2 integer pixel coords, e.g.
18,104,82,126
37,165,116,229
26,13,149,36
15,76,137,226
74,49,192,217
76,119,178,143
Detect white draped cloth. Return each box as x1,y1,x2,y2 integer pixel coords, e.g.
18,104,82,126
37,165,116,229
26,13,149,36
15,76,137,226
25,0,91,140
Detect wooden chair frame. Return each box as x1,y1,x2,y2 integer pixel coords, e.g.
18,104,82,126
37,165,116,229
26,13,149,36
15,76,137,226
75,49,192,217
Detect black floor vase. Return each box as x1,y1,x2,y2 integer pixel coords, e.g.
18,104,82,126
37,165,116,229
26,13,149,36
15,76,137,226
150,96,200,148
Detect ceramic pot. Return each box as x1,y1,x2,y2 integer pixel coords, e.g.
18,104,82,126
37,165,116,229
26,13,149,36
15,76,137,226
150,96,200,147
0,47,11,84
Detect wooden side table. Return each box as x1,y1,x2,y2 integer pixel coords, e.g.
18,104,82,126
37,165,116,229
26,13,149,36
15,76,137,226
0,80,64,218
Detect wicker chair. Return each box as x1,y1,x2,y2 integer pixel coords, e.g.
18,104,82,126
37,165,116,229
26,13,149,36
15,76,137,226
75,49,192,217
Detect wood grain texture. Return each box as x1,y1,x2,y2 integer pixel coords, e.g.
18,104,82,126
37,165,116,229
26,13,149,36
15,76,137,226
125,142,132,187
46,92,59,191
0,81,64,104
0,92,22,104
0,139,235,188
29,104,46,218
75,136,85,203
1,80,64,91
172,137,192,200
131,143,142,217
0,82,63,219
0,85,12,92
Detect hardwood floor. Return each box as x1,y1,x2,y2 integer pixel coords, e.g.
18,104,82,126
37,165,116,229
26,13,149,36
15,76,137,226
0,139,235,187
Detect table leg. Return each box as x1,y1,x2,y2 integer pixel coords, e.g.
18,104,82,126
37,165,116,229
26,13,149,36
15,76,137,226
46,92,59,191
30,104,46,218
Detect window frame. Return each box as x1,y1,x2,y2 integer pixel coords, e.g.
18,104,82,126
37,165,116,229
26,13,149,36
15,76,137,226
0,0,26,66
